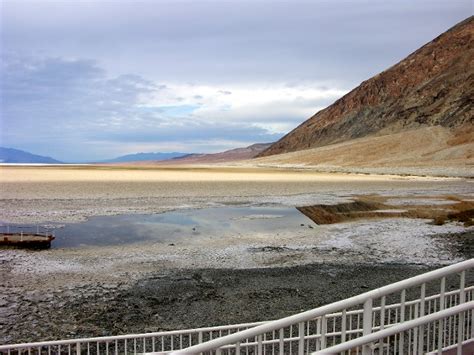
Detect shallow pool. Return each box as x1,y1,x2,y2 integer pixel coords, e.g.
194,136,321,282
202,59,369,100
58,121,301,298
6,206,314,248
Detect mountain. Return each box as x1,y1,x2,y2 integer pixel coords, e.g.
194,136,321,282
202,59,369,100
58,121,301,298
258,17,473,159
102,152,188,163
157,143,273,164
0,147,63,164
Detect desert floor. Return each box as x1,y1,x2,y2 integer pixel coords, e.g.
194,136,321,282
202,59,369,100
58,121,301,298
1,165,471,224
0,165,473,343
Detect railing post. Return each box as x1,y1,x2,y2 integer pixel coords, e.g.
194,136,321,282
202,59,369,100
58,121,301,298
257,335,263,355
399,289,406,354
76,342,80,355
298,322,305,355
413,302,419,353
471,286,474,339
457,271,465,355
438,277,446,355
362,298,373,355
320,316,327,349
418,283,426,354
378,296,386,354
316,318,321,351
341,309,347,343
279,328,284,355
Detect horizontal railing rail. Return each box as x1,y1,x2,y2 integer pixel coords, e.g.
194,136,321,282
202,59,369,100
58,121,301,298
1,259,473,355
170,259,474,354
0,321,266,353
312,301,474,354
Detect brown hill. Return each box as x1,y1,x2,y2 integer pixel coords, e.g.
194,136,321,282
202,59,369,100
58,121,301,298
156,143,272,165
258,16,474,158
251,125,473,177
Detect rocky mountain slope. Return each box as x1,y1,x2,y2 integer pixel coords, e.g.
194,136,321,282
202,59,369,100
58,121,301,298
258,16,473,158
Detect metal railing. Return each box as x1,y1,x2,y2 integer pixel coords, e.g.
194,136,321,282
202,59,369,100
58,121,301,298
169,259,474,354
0,225,54,236
1,259,473,354
0,321,266,354
312,301,474,354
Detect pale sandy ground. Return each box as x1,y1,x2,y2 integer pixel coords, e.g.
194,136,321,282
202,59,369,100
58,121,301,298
0,165,468,223
239,127,474,177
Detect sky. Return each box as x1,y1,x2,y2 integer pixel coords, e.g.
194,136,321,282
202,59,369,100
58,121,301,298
0,0,471,162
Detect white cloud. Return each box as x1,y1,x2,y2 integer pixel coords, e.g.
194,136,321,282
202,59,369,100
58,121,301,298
146,83,347,133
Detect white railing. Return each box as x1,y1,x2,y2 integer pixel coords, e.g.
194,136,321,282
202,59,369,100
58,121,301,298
312,301,474,354
1,259,473,354
168,259,474,354
0,321,265,354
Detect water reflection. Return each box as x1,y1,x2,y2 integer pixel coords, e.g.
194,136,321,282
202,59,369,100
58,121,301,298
24,206,313,248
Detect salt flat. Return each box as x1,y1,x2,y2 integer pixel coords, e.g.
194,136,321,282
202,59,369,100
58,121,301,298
0,164,472,284
0,165,473,343
0,165,468,223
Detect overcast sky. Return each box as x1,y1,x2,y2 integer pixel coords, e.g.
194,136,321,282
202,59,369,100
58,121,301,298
0,0,471,161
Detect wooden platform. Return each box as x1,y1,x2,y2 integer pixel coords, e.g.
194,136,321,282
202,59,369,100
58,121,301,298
0,232,55,249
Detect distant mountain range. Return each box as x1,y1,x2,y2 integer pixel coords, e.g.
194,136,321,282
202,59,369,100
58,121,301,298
0,147,63,164
0,144,272,165
101,152,189,163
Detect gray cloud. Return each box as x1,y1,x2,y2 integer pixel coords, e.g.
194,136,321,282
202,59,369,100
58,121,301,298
2,1,470,86
2,55,158,136
0,54,281,160
91,122,281,144
0,1,471,160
